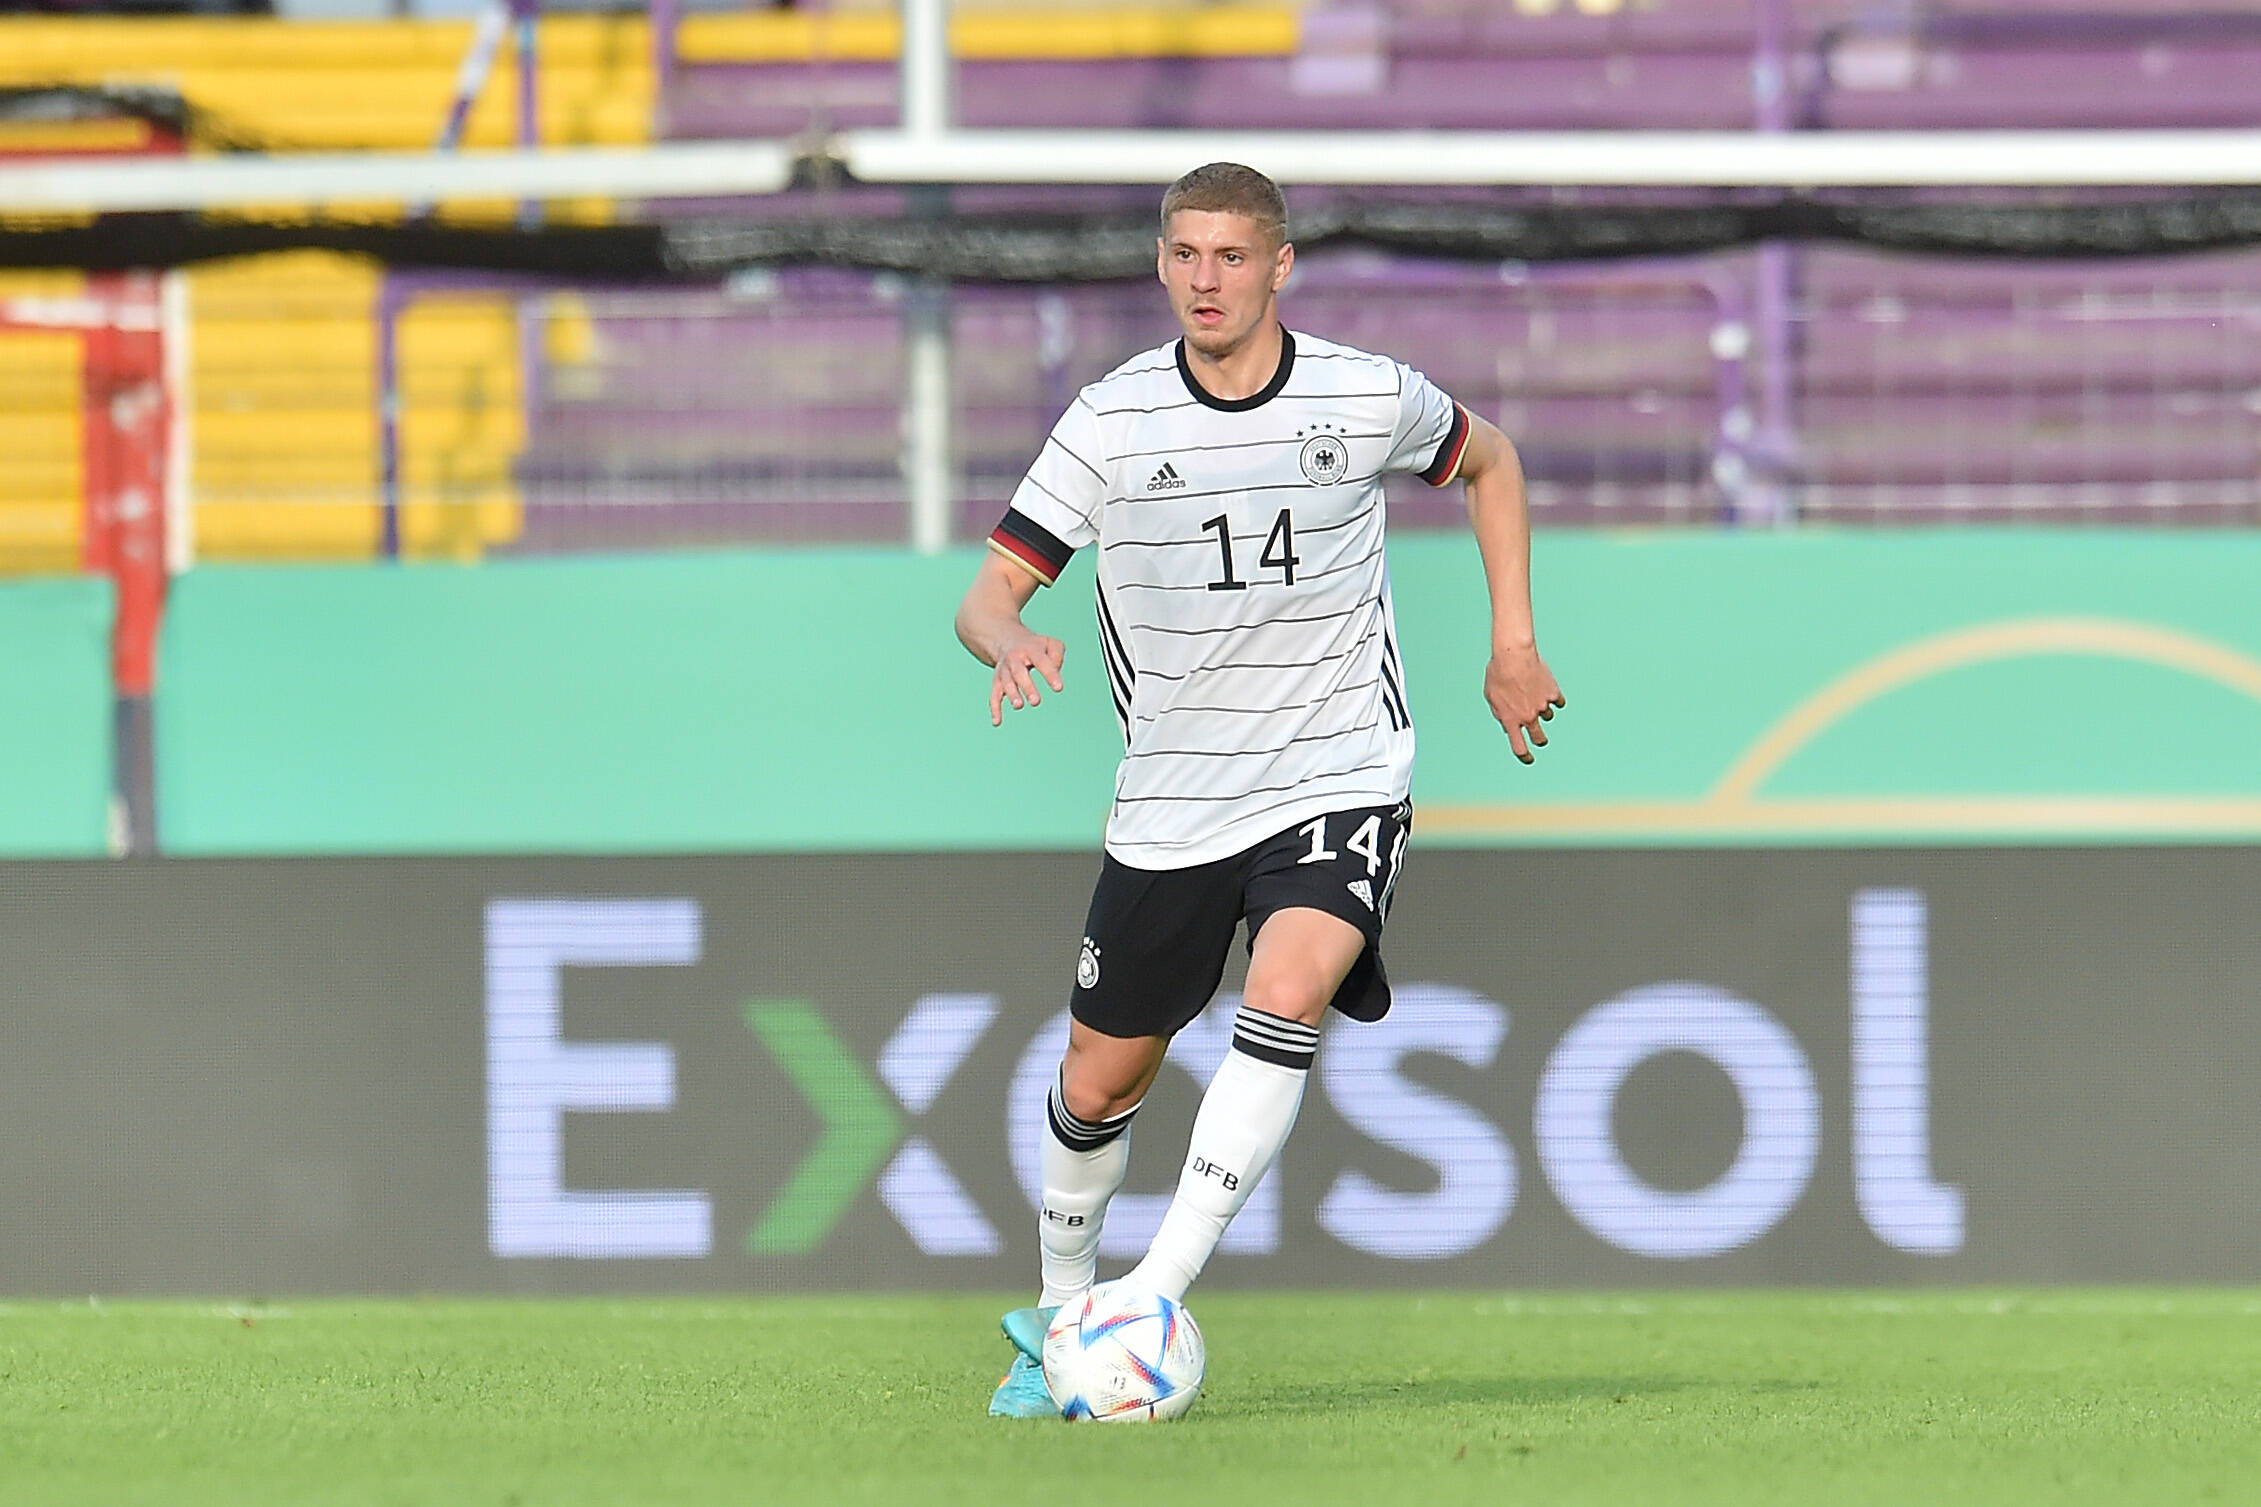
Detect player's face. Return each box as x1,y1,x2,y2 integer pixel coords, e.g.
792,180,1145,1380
1158,211,1294,359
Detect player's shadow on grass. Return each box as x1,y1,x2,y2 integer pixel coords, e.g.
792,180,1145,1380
1234,1374,1700,1414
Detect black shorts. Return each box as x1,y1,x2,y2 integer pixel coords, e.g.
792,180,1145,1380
1069,801,1412,1041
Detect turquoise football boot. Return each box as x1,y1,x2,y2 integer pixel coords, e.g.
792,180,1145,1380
987,1353,1058,1419
1000,1304,1060,1363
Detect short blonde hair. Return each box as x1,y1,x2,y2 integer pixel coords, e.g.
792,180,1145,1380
1160,162,1288,250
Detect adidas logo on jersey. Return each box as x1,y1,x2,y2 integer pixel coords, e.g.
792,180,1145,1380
1346,879,1375,911
1146,462,1187,492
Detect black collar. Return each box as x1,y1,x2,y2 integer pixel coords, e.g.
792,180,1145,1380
1176,328,1295,412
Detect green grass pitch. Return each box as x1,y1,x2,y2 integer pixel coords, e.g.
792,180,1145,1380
5,1291,2258,1506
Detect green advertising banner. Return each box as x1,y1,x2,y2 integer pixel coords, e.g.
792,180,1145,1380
1410,530,2261,847
0,574,113,857
153,531,2261,856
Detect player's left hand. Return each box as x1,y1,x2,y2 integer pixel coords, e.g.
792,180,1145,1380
1483,645,1565,765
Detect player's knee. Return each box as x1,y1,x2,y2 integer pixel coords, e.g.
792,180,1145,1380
1240,970,1329,1030
1058,1075,1140,1124
1058,1053,1148,1123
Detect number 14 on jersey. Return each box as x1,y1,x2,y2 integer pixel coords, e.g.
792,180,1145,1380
1203,507,1300,591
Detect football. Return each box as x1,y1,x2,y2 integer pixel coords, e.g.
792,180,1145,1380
1041,1281,1206,1422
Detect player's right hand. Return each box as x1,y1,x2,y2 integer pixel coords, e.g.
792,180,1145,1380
991,634,1067,726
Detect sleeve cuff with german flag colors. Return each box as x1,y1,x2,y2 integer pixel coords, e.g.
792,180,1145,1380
988,508,1076,586
1418,401,1474,487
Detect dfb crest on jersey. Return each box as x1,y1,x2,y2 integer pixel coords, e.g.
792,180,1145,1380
1077,937,1102,990
1298,433,1350,486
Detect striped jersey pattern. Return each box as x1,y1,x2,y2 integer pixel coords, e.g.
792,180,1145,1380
990,329,1470,870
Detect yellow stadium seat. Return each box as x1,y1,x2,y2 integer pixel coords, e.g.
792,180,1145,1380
185,256,523,564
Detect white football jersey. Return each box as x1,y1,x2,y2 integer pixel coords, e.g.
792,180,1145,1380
990,328,1471,869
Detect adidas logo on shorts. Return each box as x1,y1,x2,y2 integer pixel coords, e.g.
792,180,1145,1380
1146,462,1187,492
1346,878,1375,911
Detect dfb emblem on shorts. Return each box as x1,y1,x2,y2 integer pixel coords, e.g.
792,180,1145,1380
1298,433,1350,486
1076,936,1102,990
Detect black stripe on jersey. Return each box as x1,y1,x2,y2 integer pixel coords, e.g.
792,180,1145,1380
1269,539,1384,591
1094,589,1134,737
1108,431,1389,464
1100,477,1341,508
1102,507,1368,555
1046,430,1109,487
1134,674,1381,722
1419,402,1474,486
1095,627,1131,736
1106,541,1381,593
1095,585,1136,681
993,508,1077,580
1379,656,1410,731
1382,620,1410,700
1100,669,1130,739
1022,474,1101,534
1380,623,1412,730
1122,619,1379,683
1112,759,1393,806
1109,578,1259,593
1095,591,1134,705
1130,604,1362,639
1125,711,1381,762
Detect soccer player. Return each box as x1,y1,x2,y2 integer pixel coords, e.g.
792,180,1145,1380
955,163,1564,1417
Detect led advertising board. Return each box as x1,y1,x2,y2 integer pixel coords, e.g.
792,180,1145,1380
1,848,2254,1292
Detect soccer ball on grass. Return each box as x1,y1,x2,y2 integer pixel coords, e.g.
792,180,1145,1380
1042,1281,1205,1422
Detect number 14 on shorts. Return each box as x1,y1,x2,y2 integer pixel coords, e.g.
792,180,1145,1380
1295,810,1408,917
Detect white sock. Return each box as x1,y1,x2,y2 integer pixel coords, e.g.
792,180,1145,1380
1126,1005,1318,1302
1037,1076,1137,1308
